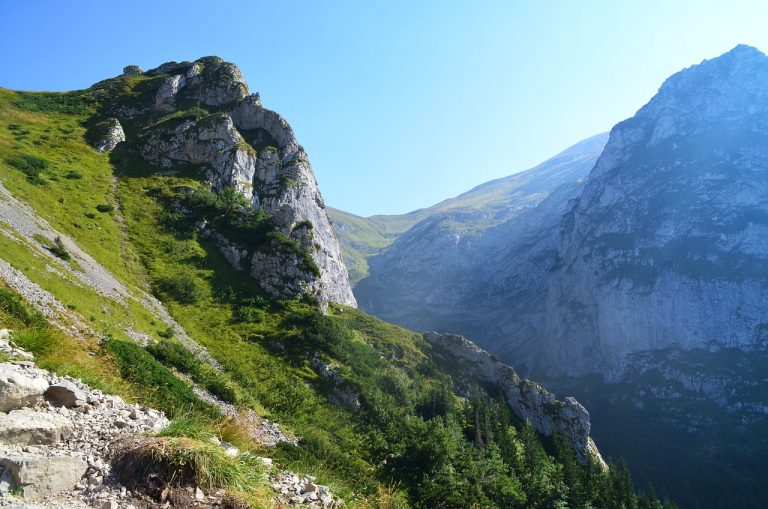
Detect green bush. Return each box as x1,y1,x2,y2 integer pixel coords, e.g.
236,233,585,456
6,154,49,184
232,305,264,323
157,272,207,304
96,203,114,213
147,339,238,404
48,237,71,261
105,339,216,417
64,169,83,179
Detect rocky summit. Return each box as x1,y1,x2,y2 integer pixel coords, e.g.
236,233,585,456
92,56,356,309
545,44,768,377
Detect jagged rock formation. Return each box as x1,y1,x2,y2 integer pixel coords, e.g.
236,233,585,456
543,44,768,377
424,332,604,465
92,56,356,308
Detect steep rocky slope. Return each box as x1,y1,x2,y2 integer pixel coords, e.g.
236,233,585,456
329,133,608,284
351,133,607,337
342,45,768,508
543,44,768,377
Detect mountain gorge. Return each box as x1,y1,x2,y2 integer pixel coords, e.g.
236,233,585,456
0,57,669,508
335,45,768,508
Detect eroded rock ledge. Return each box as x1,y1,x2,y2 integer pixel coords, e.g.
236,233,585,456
424,331,605,466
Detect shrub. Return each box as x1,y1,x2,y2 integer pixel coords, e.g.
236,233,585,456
6,154,49,184
48,237,72,261
232,305,264,323
0,288,46,327
105,339,215,416
147,340,239,404
157,272,207,304
64,169,83,179
96,204,114,213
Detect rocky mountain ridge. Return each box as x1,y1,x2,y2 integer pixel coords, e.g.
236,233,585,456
92,57,356,309
424,332,604,466
349,133,608,340
545,43,768,377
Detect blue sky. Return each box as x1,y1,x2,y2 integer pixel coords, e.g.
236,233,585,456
1,1,767,216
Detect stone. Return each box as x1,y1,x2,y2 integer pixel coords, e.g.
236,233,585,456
87,118,125,153
257,457,273,467
122,65,143,76
0,409,73,445
0,453,87,500
93,500,119,509
0,363,49,412
195,486,205,501
155,74,186,112
45,380,87,407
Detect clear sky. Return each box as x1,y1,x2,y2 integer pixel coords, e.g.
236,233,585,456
1,1,767,216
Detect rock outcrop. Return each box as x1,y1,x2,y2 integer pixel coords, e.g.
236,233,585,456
103,56,356,308
424,332,604,465
122,65,142,77
86,118,125,153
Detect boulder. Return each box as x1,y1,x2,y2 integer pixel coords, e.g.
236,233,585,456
0,363,48,412
45,380,86,408
0,409,73,445
122,65,143,77
87,118,125,153
0,453,87,500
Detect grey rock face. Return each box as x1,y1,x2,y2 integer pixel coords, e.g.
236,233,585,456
87,118,125,153
354,46,768,383
354,134,607,348
0,409,73,446
121,65,142,77
0,453,87,500
543,44,768,377
134,59,356,308
140,113,258,200
424,331,604,465
154,74,186,111
0,364,48,413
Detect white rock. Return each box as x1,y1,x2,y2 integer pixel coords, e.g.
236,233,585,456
0,409,73,445
0,364,49,412
0,453,87,500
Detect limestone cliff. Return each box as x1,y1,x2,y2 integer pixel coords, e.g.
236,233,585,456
90,56,356,308
544,44,768,377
